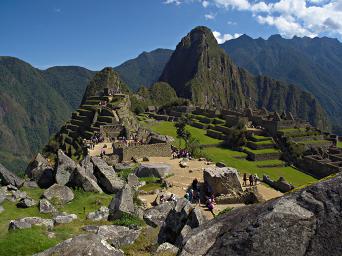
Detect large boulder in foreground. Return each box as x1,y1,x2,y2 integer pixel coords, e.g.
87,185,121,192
143,201,176,227
92,157,124,194
135,163,172,178
203,166,242,195
108,184,134,220
34,234,123,256
179,173,342,256
96,225,141,247
55,150,77,186
25,154,54,188
0,163,23,188
43,184,74,204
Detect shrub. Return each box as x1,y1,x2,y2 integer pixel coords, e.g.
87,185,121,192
112,213,145,227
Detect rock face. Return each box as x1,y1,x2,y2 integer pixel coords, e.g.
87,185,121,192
157,242,179,254
73,165,103,193
34,234,123,256
158,199,205,245
127,173,139,187
96,225,141,247
0,163,24,187
135,163,172,178
143,201,176,228
55,150,77,186
53,213,78,224
43,184,74,204
25,154,54,188
179,173,342,256
108,184,134,220
203,167,242,195
9,217,54,230
81,155,97,181
87,206,110,221
39,199,57,214
17,197,37,208
92,157,124,194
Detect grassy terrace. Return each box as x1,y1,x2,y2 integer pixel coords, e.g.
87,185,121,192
338,141,342,148
143,121,317,187
243,147,280,154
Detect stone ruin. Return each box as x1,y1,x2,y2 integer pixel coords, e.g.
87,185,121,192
263,175,294,193
203,167,243,195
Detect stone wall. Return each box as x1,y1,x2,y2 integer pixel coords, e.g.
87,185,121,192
245,151,281,161
299,156,342,178
114,143,172,161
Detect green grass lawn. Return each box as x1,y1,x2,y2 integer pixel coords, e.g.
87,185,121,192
337,141,342,148
142,121,222,147
253,140,274,145
243,147,280,154
0,188,113,256
144,121,317,187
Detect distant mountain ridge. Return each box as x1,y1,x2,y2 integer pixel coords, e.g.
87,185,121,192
159,26,328,130
0,57,94,173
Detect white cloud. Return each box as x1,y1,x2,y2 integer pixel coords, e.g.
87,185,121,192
227,20,237,25
202,0,210,7
205,13,216,19
213,31,242,43
163,0,342,38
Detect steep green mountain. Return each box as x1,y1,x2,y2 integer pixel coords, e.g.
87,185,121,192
221,35,342,133
0,57,94,174
159,26,328,130
114,49,173,91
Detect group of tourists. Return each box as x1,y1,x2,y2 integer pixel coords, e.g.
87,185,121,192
172,147,192,159
243,173,259,186
184,178,201,204
98,101,108,107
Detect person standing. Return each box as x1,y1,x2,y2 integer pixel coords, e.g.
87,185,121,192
243,173,247,186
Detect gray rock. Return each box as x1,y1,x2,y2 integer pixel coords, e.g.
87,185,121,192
203,167,243,195
178,173,342,256
0,163,24,188
82,225,99,233
43,184,74,204
263,175,294,193
8,190,27,201
23,180,39,188
135,163,172,178
9,217,54,230
17,197,37,208
55,150,77,186
6,184,18,191
157,242,179,254
127,173,139,187
114,163,135,172
80,155,97,181
143,201,176,228
108,184,134,220
96,225,141,247
158,198,203,244
87,206,109,221
39,199,57,214
53,213,77,224
25,154,54,188
73,165,103,193
92,157,124,194
34,234,123,256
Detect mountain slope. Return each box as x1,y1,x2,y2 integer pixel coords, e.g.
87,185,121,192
159,26,328,130
114,49,173,91
0,57,93,174
221,35,342,133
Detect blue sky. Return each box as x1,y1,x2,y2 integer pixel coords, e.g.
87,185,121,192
1,0,341,70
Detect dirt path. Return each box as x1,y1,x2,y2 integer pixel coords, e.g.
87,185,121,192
139,157,283,219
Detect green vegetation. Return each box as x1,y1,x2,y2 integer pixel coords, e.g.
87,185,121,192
0,188,113,256
337,141,342,148
145,121,317,187
243,147,280,155
216,207,233,217
112,212,145,227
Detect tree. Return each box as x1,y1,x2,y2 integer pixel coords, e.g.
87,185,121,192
175,116,190,147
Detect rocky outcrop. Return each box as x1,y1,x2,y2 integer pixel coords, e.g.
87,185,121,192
87,206,110,221
16,197,37,208
203,167,242,195
53,213,78,224
43,184,74,204
127,173,139,187
34,234,123,256
39,199,57,214
81,155,97,181
179,173,342,256
157,242,179,254
72,165,103,193
0,163,23,187
143,201,176,227
25,154,54,188
55,150,77,186
263,175,294,193
9,217,54,230
108,184,134,220
96,225,141,248
135,163,172,178
92,157,124,194
158,199,205,245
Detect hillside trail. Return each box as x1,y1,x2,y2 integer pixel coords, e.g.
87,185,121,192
139,157,283,220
